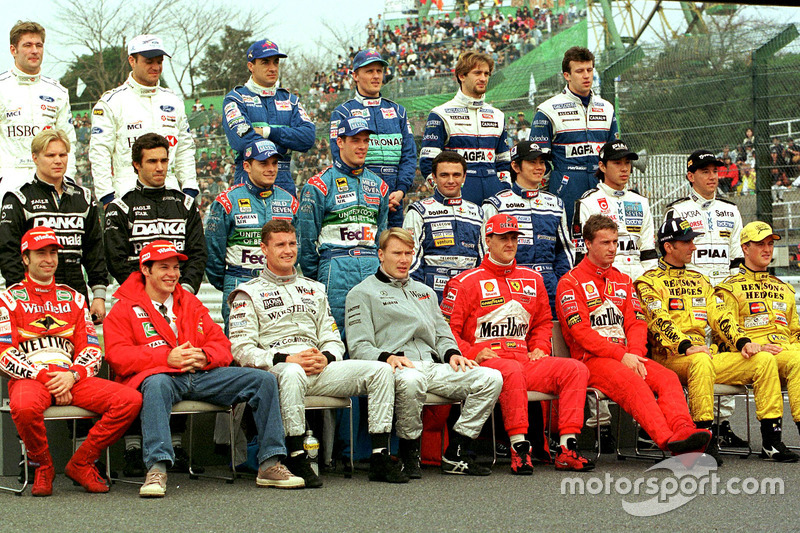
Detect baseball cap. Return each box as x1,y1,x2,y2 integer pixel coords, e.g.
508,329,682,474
243,140,284,161
687,150,724,173
740,221,781,245
21,227,62,253
599,140,638,162
247,39,287,62
485,214,520,236
128,35,171,58
139,240,188,266
337,116,375,137
510,141,552,181
352,49,388,71
658,217,703,245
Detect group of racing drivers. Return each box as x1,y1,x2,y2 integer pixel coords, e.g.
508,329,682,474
2,20,800,500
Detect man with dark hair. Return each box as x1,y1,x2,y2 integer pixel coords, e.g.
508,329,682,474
205,139,297,331
0,21,77,197
403,151,484,302
229,220,401,487
419,51,511,205
223,39,315,197
90,34,198,206
104,133,207,295
530,46,618,224
556,214,711,455
330,49,417,227
105,239,302,496
347,228,502,478
0,227,141,496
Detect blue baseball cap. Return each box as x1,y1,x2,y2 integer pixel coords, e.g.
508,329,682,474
337,117,375,138
352,49,389,71
247,39,288,62
243,140,284,161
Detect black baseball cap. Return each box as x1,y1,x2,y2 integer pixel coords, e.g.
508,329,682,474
510,140,551,180
687,150,724,173
658,217,704,245
599,140,638,163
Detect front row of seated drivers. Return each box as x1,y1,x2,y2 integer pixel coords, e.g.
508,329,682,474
3,212,798,498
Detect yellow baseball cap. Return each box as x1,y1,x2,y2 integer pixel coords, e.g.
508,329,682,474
740,221,781,245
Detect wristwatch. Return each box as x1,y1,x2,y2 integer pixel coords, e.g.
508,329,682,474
69,370,80,382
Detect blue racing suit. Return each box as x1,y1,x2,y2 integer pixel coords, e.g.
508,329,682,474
530,86,618,224
482,183,574,313
223,79,315,197
297,159,389,329
330,92,417,228
419,90,511,206
204,179,298,329
402,189,484,302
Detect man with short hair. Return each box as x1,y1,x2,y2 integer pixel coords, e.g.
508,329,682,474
104,240,303,497
104,133,207,294
530,46,619,224
419,51,511,206
330,49,417,227
715,221,800,458
443,214,594,474
636,217,795,464
229,220,403,486
403,151,483,302
297,116,388,330
482,140,573,313
0,227,141,496
573,140,656,282
0,129,106,322
0,21,77,198
556,214,711,455
205,139,297,330
347,228,502,477
90,34,198,206
223,39,315,197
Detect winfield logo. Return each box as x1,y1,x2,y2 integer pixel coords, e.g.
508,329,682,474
561,453,783,516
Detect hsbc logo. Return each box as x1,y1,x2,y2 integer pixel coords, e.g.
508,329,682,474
166,135,178,147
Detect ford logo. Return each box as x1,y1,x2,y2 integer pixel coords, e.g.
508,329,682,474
160,105,175,112
39,95,55,103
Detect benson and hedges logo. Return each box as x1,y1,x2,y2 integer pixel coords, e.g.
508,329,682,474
561,453,784,516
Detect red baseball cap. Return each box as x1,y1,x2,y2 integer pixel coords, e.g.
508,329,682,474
139,240,188,265
485,214,520,236
21,227,62,253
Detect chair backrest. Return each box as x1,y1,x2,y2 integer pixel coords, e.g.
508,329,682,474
551,320,570,358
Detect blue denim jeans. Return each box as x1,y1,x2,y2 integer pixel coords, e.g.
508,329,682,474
139,368,286,469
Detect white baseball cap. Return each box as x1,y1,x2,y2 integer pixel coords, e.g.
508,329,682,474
128,35,171,58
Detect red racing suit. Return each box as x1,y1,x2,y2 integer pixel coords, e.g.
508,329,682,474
556,257,695,448
442,256,588,437
0,275,141,466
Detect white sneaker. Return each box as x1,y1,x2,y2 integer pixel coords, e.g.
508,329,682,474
256,461,305,489
139,471,167,498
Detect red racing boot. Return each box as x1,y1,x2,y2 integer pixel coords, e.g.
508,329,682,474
667,426,711,455
555,439,595,472
65,446,110,493
31,462,55,497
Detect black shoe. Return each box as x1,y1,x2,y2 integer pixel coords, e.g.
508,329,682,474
369,450,409,483
704,436,724,466
18,455,37,484
636,428,658,451
283,452,323,489
594,425,617,453
398,439,422,480
441,448,491,476
495,442,510,458
123,448,146,477
718,421,748,448
170,446,205,474
760,442,800,463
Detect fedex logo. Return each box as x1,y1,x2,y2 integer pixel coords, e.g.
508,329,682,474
340,226,375,241
241,249,265,265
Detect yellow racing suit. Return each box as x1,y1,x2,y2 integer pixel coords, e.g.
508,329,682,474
635,260,782,422
715,265,800,421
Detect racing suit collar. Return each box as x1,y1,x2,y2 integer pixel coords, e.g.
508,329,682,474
511,182,539,198
375,266,410,287
261,266,297,285
126,73,159,96
659,258,687,274
433,188,462,205
577,256,613,280
333,157,366,178
244,177,273,198
245,77,278,97
561,84,594,106
598,181,626,197
354,91,382,106
134,180,166,195
24,273,55,293
482,255,516,277
689,188,716,209
453,90,485,109
33,174,71,195
11,65,40,85
738,264,770,281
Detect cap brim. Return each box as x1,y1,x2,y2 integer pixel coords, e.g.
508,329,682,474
354,58,389,70
605,151,638,161
519,151,553,161
250,51,288,61
487,229,521,236
745,233,781,244
689,160,725,171
251,152,285,161
28,241,63,250
340,127,376,137
136,49,171,58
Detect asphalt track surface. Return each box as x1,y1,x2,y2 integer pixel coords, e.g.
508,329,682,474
3,401,800,532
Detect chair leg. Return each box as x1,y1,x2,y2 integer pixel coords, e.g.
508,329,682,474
188,414,198,480
347,400,354,478
490,411,497,467
228,408,236,483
